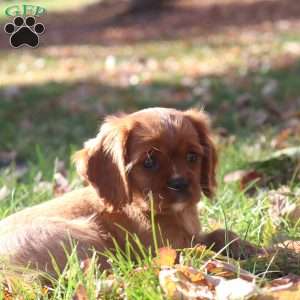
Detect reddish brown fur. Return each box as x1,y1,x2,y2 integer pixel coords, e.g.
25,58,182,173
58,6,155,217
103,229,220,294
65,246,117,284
0,108,259,275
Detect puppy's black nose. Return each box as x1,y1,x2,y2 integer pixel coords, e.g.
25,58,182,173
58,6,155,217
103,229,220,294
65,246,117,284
167,177,189,192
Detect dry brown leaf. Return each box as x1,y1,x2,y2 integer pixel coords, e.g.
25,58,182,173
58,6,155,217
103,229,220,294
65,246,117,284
271,128,292,149
288,206,300,224
268,274,300,290
258,282,300,300
267,186,296,224
204,260,256,282
73,284,88,300
261,274,300,299
159,268,215,300
205,261,235,279
41,286,49,296
2,289,13,300
224,169,263,189
224,170,249,183
240,170,263,189
159,265,260,300
2,276,13,300
154,247,177,267
178,266,209,286
275,240,300,253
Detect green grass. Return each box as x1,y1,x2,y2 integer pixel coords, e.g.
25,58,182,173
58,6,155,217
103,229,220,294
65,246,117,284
0,134,299,298
0,0,300,298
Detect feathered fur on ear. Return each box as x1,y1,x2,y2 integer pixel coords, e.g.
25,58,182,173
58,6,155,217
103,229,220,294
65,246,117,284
73,116,132,210
184,109,217,198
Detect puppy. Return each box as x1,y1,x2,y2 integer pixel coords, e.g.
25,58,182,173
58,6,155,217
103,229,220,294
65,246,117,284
0,107,258,275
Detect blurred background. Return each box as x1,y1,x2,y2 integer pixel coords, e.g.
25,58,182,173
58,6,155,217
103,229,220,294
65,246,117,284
0,4,300,286
0,0,300,194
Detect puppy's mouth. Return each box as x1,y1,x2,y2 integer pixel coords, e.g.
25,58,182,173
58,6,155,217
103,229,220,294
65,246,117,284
168,188,192,202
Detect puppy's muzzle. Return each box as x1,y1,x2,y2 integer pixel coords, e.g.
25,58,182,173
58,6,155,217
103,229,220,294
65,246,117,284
167,177,189,192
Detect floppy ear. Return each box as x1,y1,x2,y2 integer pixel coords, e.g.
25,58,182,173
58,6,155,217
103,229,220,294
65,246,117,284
184,109,217,198
73,116,132,210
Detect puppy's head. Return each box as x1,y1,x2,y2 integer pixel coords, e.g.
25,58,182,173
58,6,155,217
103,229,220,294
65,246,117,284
74,108,217,213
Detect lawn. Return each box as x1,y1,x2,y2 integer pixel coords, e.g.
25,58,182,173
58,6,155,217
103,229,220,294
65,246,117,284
0,0,300,298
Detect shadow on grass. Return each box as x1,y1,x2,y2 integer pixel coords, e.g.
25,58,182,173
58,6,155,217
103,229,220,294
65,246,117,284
0,0,300,48
0,58,300,162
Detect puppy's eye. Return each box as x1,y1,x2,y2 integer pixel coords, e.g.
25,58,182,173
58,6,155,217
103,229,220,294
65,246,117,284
186,152,198,163
143,154,158,169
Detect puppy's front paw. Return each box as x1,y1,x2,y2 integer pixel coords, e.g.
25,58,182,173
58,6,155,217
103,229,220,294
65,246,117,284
202,229,263,259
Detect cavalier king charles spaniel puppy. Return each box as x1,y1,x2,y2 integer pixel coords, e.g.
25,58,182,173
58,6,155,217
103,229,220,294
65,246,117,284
0,107,259,275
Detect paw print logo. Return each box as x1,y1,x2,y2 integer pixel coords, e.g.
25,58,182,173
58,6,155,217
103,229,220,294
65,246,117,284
4,16,45,48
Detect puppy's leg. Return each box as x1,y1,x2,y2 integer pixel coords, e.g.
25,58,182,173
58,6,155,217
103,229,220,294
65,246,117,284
0,217,109,276
200,229,262,259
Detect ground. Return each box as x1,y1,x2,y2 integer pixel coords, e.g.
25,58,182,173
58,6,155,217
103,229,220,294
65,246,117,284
0,0,300,298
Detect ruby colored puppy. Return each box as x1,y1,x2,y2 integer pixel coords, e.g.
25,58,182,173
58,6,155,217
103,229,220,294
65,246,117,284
0,108,258,274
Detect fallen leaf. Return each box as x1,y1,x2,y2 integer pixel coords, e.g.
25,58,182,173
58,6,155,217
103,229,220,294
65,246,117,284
159,268,215,300
275,240,300,253
240,170,263,189
1,288,13,300
244,245,300,278
205,261,236,279
224,170,250,183
224,169,263,189
73,284,88,300
288,206,300,224
159,269,180,299
270,147,300,159
179,266,208,285
246,146,300,187
268,274,300,291
41,286,49,296
159,264,260,300
266,185,300,225
271,128,292,149
154,247,177,267
215,278,260,300
258,281,300,300
203,260,255,282
268,186,295,225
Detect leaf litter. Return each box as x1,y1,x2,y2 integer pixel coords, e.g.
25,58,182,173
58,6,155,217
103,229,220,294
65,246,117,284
224,146,300,189
157,246,300,300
